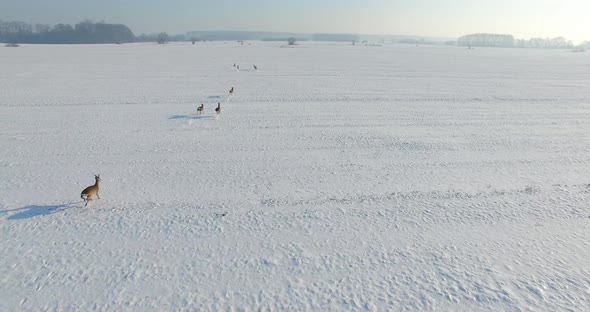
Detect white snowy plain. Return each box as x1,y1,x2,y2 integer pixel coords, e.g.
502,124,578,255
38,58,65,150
1,41,590,311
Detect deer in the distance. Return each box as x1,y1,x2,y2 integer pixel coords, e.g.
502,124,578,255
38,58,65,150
197,103,204,115
81,174,101,206
215,103,221,114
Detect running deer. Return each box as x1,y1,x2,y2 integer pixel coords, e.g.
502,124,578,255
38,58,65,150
215,103,221,114
81,174,101,206
197,103,204,115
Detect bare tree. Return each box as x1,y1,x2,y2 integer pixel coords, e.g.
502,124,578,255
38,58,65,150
34,23,50,34
157,32,169,44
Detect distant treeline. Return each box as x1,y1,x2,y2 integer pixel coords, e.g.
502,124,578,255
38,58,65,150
1,22,367,44
136,33,186,43
186,31,362,42
458,33,515,47
5,20,580,48
186,31,304,41
261,38,309,42
311,33,359,42
0,20,135,44
457,33,575,49
514,37,574,49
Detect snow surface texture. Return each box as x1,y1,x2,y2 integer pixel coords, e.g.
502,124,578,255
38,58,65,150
1,42,590,311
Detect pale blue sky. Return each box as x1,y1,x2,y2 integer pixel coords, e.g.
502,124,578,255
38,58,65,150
1,0,588,42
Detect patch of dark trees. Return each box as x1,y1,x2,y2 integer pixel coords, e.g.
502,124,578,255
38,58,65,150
0,20,135,44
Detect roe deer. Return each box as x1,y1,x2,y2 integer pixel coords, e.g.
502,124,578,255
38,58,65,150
215,103,221,114
197,103,204,115
81,174,101,206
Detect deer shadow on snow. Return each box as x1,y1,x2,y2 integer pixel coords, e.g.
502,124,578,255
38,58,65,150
168,115,212,120
0,202,80,220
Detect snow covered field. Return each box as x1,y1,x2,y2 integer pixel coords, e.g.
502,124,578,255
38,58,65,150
1,41,590,311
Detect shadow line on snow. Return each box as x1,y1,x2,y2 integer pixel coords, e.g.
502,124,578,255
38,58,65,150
168,115,212,120
0,202,81,220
